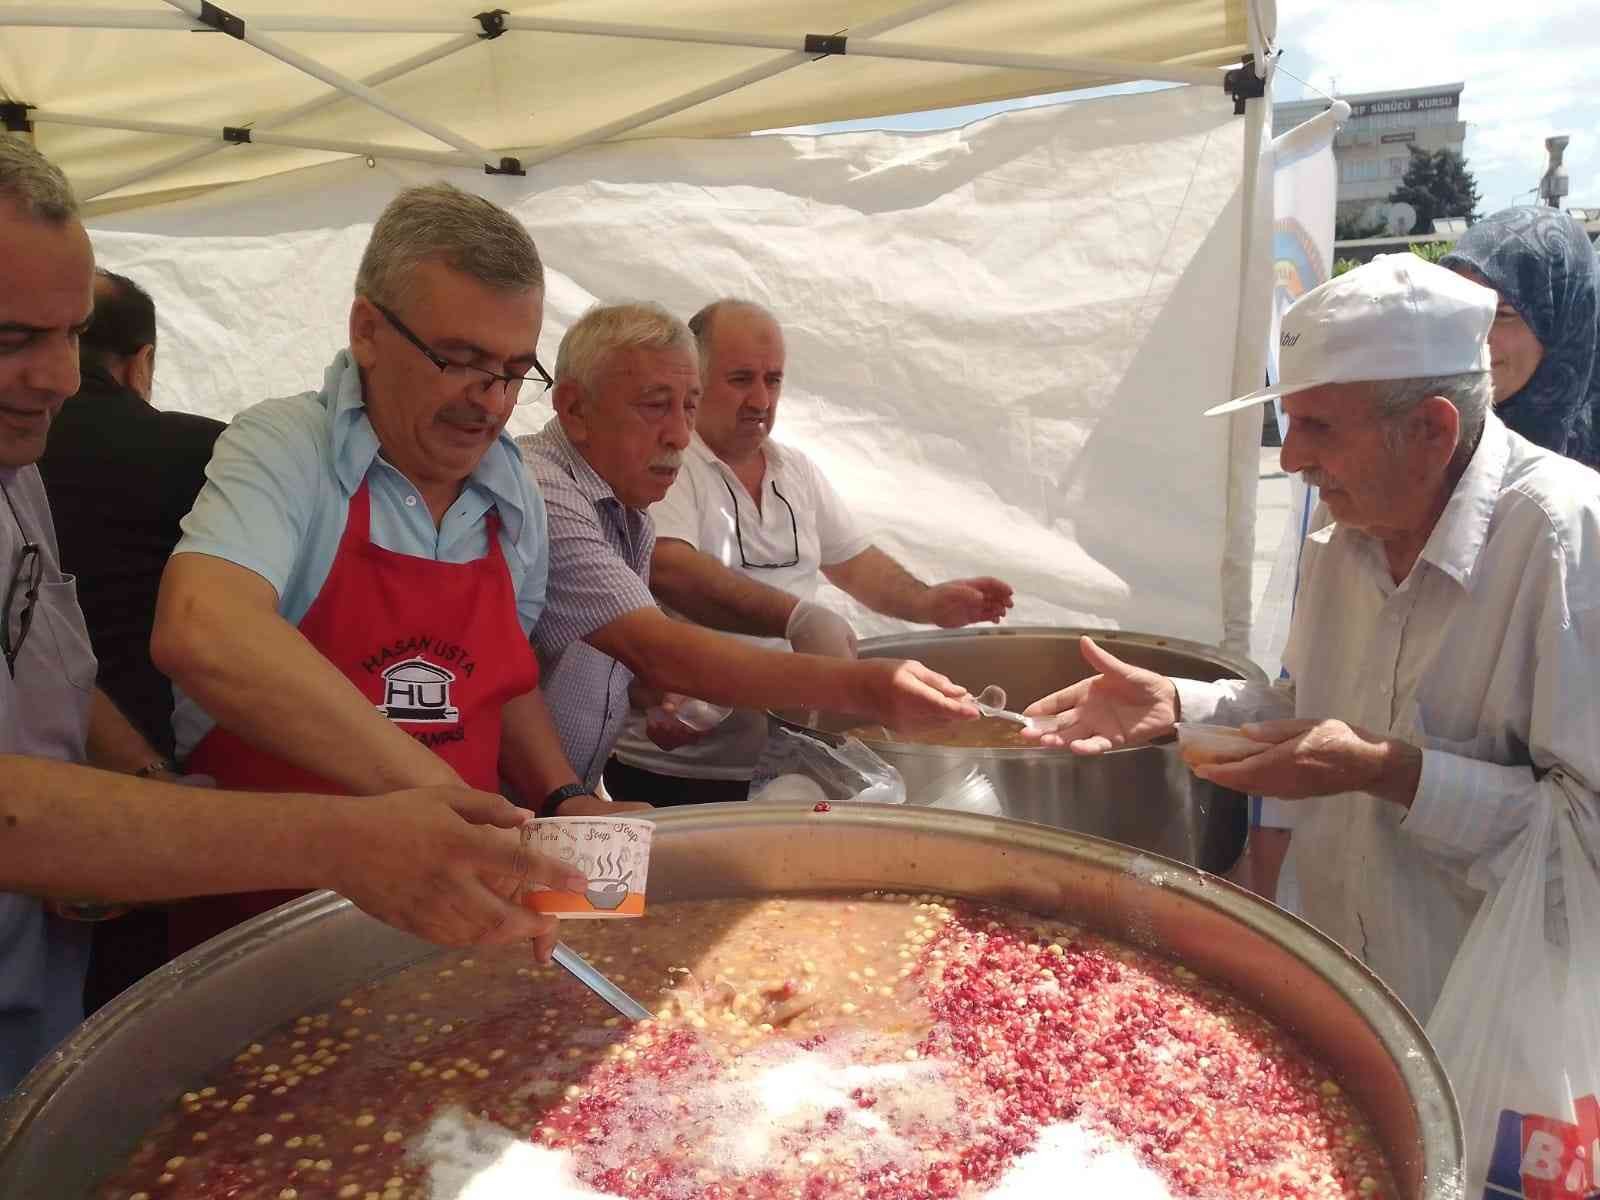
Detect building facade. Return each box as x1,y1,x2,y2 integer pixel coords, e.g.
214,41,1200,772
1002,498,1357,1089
1275,83,1467,229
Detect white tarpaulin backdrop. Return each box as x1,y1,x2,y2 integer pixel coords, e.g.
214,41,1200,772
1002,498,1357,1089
87,83,1258,647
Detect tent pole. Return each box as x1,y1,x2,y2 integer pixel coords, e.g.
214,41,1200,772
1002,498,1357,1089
32,111,479,169
81,33,483,201
1219,89,1272,655
513,0,968,169
0,7,195,30
157,0,501,168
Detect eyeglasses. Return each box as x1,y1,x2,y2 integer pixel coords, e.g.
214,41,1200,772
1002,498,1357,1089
372,300,553,399
723,477,799,570
1,482,42,679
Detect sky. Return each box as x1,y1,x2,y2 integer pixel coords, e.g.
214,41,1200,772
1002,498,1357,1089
770,1,1600,218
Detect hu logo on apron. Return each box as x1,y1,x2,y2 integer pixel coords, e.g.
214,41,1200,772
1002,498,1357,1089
377,657,460,723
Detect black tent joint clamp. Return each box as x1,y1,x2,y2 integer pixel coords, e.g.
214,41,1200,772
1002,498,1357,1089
1,101,34,133
485,156,525,177
475,10,509,39
197,1,246,39
1224,53,1266,116
804,32,848,57
222,126,252,144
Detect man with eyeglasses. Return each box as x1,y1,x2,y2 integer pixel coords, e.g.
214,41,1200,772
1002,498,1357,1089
606,299,1015,806
518,303,980,805
0,144,581,1094
152,183,631,954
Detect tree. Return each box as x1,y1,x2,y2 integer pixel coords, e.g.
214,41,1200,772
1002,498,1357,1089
1389,146,1480,233
1335,212,1388,241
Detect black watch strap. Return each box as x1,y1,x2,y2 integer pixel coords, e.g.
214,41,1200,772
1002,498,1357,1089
539,782,592,819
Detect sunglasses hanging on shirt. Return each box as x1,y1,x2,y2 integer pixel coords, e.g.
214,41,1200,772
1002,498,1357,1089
722,476,799,570
0,480,42,679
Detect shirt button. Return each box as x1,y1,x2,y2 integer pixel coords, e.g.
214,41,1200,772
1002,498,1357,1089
404,495,418,507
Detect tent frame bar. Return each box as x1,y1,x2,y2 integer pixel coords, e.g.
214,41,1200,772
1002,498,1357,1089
33,110,481,170
80,32,483,200
2,6,1227,87
516,0,969,169
157,0,511,171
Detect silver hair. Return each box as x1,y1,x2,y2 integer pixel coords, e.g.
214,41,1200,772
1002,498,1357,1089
687,298,777,375
555,302,696,395
0,136,78,222
1370,371,1493,466
354,182,542,309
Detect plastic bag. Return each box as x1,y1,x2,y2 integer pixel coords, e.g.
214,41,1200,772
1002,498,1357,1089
749,727,906,806
1424,771,1600,1197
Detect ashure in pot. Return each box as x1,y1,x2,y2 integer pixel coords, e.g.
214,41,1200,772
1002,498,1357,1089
0,805,1459,1199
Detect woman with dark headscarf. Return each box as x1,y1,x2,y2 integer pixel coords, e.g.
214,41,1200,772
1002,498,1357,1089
1441,206,1599,468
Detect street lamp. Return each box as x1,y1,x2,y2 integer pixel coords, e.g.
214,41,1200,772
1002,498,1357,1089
1540,136,1570,208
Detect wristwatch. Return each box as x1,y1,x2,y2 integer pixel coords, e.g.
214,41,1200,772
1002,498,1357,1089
133,757,178,780
539,782,593,820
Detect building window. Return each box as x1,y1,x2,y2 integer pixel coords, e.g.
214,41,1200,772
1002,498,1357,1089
1388,157,1407,177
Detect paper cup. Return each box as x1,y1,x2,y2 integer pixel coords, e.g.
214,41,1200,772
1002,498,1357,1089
518,816,653,918
1173,722,1273,766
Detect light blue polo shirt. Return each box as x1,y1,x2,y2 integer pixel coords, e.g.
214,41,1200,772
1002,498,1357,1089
171,350,549,758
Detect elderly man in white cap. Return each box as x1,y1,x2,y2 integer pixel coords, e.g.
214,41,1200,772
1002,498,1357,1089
1022,253,1600,1023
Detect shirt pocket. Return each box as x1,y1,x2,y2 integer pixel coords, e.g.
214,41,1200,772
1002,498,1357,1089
35,577,99,692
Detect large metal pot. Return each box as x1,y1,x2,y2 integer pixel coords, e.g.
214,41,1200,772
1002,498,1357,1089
0,805,1458,1199
772,627,1266,873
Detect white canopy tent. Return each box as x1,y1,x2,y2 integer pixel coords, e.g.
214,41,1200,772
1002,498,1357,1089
1,1,1280,654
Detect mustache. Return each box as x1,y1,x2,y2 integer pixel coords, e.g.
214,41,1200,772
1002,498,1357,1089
437,405,498,429
650,452,683,471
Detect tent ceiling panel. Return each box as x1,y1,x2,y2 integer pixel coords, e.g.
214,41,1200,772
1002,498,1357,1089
1,0,1249,209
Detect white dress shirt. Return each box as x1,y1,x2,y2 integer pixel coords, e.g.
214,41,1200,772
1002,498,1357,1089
1175,415,1600,1021
613,435,873,780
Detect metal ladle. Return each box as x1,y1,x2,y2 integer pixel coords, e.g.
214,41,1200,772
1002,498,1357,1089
551,942,652,1021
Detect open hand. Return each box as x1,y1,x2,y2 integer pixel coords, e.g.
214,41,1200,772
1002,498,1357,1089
1020,635,1177,753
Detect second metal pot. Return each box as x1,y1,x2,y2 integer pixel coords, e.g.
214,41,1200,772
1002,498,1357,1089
771,626,1266,873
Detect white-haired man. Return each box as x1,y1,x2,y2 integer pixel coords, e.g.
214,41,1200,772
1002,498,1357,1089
152,183,615,953
1025,254,1600,1022
519,303,978,799
607,298,1014,806
0,142,578,1093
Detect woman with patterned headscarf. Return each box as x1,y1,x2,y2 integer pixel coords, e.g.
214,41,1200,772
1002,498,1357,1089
1440,207,1599,469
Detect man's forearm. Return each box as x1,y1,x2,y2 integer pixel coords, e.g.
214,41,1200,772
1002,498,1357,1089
0,756,348,901
823,547,928,623
154,557,460,793
590,611,872,717
86,688,166,774
498,689,584,807
649,540,797,636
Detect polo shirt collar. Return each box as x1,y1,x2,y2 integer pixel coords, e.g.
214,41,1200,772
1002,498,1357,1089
688,432,783,482
322,348,530,543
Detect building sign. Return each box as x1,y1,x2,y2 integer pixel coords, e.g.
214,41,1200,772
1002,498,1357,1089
1381,131,1416,144
1347,92,1458,119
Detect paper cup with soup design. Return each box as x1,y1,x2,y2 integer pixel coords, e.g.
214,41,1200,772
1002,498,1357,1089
518,816,653,918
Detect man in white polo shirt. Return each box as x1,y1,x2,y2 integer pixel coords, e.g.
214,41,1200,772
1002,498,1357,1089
1023,254,1600,1024
607,299,1013,806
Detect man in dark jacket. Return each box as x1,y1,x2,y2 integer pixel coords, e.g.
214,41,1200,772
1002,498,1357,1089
39,269,224,758
36,269,224,1011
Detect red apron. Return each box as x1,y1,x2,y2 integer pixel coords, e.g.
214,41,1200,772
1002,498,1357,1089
170,479,540,954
